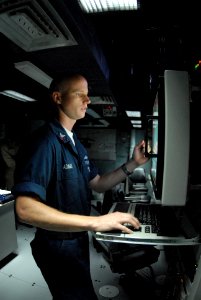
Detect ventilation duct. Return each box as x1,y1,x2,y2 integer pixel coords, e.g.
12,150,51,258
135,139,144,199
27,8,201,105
0,0,77,51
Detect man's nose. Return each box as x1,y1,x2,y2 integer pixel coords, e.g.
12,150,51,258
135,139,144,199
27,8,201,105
84,96,91,104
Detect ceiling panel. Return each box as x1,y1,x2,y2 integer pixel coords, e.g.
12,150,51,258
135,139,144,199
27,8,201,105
0,0,200,129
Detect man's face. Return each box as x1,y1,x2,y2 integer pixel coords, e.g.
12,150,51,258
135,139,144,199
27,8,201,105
55,76,91,120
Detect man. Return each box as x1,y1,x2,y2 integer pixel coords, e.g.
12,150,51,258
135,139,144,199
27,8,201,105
12,73,148,300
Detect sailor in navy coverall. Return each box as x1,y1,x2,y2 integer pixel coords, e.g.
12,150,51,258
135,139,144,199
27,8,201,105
12,73,148,300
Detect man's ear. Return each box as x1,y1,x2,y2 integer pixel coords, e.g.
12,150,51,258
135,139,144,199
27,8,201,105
52,91,62,105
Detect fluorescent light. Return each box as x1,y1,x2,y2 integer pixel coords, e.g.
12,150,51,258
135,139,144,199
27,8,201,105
131,120,142,124
14,61,52,88
0,90,37,102
99,119,110,126
86,108,109,127
87,108,102,118
78,0,138,13
132,124,142,128
126,110,141,117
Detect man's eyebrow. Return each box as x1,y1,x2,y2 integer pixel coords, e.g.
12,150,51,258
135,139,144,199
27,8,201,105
72,89,88,94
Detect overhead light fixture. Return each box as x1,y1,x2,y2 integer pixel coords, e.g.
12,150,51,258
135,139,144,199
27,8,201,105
131,120,142,124
126,110,141,117
78,0,139,13
14,61,52,88
0,90,37,102
87,108,102,118
132,124,142,128
86,108,109,127
99,119,110,126
131,120,142,128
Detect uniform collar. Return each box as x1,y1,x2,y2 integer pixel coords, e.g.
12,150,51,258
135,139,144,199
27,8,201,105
49,118,76,144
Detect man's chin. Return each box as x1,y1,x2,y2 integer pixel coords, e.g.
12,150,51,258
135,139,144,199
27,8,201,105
77,114,85,120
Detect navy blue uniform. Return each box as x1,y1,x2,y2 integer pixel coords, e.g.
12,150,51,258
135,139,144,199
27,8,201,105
12,119,99,300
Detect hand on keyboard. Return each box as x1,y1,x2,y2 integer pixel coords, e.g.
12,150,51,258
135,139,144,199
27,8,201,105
104,223,142,234
94,211,141,234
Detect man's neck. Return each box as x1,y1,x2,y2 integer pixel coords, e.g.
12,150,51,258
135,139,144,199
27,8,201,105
58,110,76,131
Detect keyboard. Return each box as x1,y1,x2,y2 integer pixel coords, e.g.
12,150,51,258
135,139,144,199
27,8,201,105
96,202,200,245
113,202,182,237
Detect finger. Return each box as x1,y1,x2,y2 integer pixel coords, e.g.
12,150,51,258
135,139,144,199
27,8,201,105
119,224,135,234
129,216,141,228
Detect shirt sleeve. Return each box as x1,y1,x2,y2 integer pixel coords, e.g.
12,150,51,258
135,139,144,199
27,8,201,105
12,136,55,202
